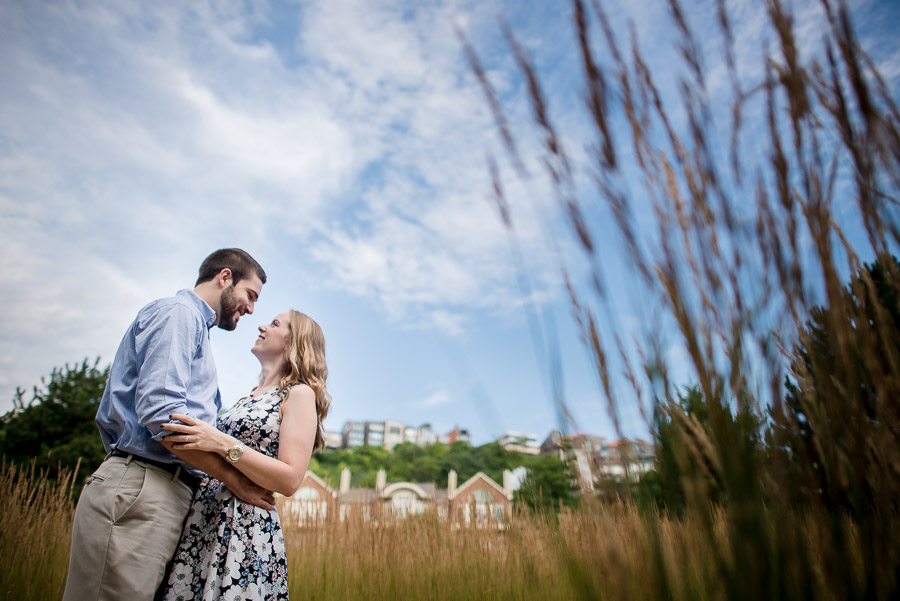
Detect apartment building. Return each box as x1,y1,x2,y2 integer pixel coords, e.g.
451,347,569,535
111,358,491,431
498,431,540,455
364,422,385,447
541,430,656,487
342,421,366,448
337,420,442,450
441,426,470,445
323,430,343,449
383,420,405,449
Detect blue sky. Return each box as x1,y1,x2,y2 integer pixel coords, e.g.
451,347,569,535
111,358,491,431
2,0,898,445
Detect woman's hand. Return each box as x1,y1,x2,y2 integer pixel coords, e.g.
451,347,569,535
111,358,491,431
162,413,237,457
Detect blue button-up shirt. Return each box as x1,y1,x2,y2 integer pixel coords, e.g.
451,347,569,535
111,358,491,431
95,289,222,476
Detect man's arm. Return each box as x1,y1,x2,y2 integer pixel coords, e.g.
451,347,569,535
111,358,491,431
132,304,204,441
132,303,273,508
160,440,275,510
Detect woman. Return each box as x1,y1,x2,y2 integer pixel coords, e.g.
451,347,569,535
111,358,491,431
158,310,330,601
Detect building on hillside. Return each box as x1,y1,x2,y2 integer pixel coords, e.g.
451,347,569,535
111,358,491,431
541,431,655,488
498,431,540,455
442,426,470,445
399,422,437,447
364,422,385,446
541,430,604,491
335,420,442,450
383,420,405,449
282,467,517,527
323,430,343,449
597,438,655,480
342,421,366,448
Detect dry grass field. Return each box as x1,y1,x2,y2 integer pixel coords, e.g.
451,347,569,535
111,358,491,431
0,463,874,601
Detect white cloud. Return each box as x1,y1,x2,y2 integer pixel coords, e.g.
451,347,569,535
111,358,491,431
412,389,452,407
0,0,568,409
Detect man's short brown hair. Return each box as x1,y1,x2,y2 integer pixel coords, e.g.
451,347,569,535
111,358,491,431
196,248,267,286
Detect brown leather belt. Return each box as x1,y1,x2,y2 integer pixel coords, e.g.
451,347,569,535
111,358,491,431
109,449,201,493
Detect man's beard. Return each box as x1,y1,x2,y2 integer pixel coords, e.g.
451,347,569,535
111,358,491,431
217,286,240,331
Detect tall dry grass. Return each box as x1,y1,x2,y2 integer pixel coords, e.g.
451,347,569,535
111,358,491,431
0,460,79,600
464,0,900,598
0,464,867,601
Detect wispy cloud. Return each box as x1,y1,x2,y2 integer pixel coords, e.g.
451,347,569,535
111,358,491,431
412,389,452,408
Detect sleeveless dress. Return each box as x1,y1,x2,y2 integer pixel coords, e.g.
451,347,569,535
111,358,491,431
161,389,289,601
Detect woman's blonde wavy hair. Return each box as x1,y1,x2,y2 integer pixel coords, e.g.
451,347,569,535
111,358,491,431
272,310,331,452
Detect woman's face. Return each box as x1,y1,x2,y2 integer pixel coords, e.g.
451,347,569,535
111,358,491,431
252,311,291,360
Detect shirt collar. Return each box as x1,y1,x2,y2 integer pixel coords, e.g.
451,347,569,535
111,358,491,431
177,289,217,329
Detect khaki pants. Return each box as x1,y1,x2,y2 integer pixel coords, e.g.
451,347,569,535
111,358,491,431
62,456,195,601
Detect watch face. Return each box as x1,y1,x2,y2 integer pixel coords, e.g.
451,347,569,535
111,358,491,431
227,446,243,462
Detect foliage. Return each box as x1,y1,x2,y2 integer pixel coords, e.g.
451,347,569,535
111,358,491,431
513,453,577,513
0,358,108,481
649,384,762,513
466,0,900,597
771,255,900,516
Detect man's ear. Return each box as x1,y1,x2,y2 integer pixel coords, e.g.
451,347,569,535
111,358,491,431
217,268,233,288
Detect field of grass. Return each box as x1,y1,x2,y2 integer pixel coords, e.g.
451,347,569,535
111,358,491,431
0,463,880,601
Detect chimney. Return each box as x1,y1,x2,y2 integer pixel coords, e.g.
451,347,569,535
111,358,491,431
448,469,457,499
503,469,513,500
376,468,386,494
340,467,351,494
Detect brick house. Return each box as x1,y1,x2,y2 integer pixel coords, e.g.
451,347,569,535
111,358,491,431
282,467,515,527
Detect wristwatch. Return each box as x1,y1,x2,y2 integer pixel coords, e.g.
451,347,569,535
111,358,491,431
225,441,245,464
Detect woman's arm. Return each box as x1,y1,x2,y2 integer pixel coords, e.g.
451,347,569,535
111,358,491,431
164,385,318,496
159,441,276,510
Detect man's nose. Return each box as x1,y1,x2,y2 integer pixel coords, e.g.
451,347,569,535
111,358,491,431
247,301,255,315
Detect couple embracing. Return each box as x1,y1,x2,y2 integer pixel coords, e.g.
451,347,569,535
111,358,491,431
62,248,330,601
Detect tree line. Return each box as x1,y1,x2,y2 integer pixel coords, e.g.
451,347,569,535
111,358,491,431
0,363,574,512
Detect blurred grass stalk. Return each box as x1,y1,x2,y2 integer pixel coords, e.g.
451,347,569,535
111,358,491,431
464,0,899,598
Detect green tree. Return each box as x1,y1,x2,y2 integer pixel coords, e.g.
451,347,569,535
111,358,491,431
650,384,762,513
0,358,109,479
513,454,576,513
772,255,900,515
311,439,563,495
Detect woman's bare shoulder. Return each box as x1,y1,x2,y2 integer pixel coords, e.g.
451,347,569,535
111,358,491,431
285,383,315,404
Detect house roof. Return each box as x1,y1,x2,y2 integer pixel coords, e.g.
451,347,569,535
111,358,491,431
299,470,507,504
451,471,510,501
300,471,337,498
383,482,432,499
338,487,377,503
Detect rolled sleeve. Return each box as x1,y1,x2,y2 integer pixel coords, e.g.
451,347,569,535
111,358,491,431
133,304,202,440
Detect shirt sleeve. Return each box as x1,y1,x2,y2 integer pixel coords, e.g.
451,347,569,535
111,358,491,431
133,303,203,441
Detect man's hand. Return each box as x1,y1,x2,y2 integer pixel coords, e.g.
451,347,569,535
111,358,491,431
225,471,276,511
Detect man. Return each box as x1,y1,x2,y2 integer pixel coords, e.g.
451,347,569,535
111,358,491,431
63,248,273,601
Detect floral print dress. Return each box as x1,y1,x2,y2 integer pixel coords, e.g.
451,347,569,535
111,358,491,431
161,389,289,601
